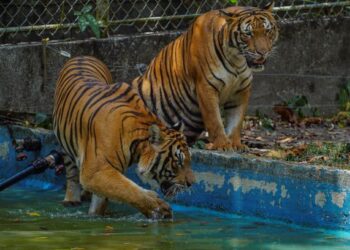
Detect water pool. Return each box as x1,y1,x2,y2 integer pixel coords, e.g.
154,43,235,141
1,189,350,250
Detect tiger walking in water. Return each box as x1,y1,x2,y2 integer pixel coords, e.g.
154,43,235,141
53,56,195,218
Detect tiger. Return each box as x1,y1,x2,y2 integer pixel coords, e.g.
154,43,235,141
132,3,278,151
52,56,195,219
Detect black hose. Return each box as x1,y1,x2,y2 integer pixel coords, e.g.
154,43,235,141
0,150,63,192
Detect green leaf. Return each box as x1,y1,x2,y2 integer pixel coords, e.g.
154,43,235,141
229,0,238,4
34,112,48,125
339,89,349,111
311,107,320,117
345,82,350,95
192,140,206,149
78,16,89,32
261,117,275,131
293,95,308,108
85,14,101,38
81,5,93,14
74,11,82,16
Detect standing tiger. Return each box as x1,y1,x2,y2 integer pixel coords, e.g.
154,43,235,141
132,3,278,150
53,56,194,219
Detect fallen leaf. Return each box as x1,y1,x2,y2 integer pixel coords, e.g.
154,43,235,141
277,137,294,144
104,225,114,233
287,144,307,157
273,104,298,124
266,150,286,159
300,117,323,126
33,237,48,241
256,136,264,141
314,141,323,147
26,212,41,217
308,155,329,163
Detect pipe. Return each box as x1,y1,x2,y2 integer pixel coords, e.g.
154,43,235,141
0,150,63,192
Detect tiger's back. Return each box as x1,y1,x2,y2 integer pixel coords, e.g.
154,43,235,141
53,56,158,169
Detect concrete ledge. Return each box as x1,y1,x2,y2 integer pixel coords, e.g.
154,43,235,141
191,149,350,187
1,126,350,230
179,149,350,230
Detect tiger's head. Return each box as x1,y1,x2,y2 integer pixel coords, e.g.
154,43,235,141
138,123,195,198
220,2,278,72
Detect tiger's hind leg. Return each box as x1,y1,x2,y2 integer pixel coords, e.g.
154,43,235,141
62,155,82,206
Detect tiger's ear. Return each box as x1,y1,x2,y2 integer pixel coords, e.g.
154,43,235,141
149,124,164,146
263,2,274,12
172,121,185,132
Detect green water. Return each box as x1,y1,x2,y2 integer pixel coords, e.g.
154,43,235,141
1,189,350,250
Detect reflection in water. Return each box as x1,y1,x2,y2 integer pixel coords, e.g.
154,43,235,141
1,189,350,250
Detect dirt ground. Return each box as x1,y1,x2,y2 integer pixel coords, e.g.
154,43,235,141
242,116,350,148
240,116,350,168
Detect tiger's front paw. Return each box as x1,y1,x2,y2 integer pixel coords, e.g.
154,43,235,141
206,137,233,151
232,141,248,152
140,191,173,220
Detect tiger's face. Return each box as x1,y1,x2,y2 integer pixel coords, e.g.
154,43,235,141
223,3,278,72
238,13,278,71
138,124,195,198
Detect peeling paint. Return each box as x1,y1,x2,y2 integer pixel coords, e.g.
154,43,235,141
315,191,326,208
229,175,277,195
281,185,288,198
195,171,225,192
331,192,346,208
0,142,9,160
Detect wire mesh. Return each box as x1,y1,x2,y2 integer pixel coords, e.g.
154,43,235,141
0,0,349,44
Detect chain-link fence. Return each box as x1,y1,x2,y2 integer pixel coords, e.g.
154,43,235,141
1,0,349,44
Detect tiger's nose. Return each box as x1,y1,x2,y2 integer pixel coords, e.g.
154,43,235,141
185,170,196,187
257,50,269,58
186,180,192,187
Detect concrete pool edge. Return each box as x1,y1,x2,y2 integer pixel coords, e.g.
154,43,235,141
191,149,350,188
1,125,350,230
178,150,350,230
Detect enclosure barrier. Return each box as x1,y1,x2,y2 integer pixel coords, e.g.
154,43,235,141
0,0,349,43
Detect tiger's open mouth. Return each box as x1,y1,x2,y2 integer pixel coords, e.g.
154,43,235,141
247,57,266,72
161,181,186,198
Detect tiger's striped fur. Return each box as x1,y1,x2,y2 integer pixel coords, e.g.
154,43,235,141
132,3,278,150
53,56,194,218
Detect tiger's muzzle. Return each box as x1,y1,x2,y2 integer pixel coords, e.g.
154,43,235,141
160,177,193,198
247,56,266,72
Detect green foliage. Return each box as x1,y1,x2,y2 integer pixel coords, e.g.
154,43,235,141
338,82,350,112
34,112,52,129
286,95,308,118
286,142,350,169
255,109,275,131
228,0,238,4
283,95,319,118
74,5,101,38
192,140,206,149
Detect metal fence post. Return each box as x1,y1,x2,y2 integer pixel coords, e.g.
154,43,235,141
96,0,110,37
